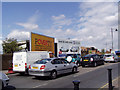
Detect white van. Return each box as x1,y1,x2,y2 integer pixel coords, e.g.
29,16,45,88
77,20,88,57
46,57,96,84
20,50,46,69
13,51,50,75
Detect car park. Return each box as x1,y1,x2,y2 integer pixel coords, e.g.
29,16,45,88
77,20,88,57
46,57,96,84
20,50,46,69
29,58,78,79
81,54,104,67
104,54,119,62
0,72,9,89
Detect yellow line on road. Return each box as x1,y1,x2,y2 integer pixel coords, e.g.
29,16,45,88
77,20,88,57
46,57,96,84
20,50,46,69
98,76,120,90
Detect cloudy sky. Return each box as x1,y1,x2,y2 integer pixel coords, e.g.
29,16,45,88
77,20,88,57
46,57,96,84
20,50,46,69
1,0,119,53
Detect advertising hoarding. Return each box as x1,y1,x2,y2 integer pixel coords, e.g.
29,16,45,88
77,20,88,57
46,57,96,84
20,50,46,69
55,39,81,57
31,32,54,54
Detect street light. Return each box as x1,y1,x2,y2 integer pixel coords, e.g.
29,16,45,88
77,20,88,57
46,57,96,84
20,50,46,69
111,28,118,50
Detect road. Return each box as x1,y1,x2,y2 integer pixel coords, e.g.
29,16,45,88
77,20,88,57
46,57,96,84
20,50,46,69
8,62,120,89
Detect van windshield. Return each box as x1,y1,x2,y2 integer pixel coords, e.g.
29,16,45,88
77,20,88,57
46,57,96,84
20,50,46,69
34,59,51,64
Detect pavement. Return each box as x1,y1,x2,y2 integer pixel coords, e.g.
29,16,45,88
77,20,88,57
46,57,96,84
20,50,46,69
99,76,120,90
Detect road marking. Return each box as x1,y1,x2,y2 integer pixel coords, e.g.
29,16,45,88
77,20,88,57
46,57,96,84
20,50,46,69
32,83,48,88
98,76,120,90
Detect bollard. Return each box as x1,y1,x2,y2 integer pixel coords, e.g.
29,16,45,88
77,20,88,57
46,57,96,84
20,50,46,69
107,69,113,90
73,80,80,90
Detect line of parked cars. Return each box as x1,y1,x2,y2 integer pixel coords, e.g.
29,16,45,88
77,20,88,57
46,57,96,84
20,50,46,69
1,53,120,89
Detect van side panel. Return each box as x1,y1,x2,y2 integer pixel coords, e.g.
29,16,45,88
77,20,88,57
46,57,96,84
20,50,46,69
27,51,50,66
13,52,27,72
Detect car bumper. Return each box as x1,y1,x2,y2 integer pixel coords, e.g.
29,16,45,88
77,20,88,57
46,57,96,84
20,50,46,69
3,79,9,87
81,62,93,66
104,59,114,62
29,70,51,76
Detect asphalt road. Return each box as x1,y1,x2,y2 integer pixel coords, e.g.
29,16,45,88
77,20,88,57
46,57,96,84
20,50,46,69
8,62,120,89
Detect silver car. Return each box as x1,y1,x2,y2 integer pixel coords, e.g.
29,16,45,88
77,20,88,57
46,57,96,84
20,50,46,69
29,58,78,79
0,72,9,89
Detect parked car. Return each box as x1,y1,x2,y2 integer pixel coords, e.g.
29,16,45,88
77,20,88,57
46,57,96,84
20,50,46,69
104,54,119,62
29,58,78,79
81,54,104,67
0,72,9,89
58,54,81,66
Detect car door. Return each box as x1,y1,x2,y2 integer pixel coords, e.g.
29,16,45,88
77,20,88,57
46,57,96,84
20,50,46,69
61,59,72,73
51,59,64,75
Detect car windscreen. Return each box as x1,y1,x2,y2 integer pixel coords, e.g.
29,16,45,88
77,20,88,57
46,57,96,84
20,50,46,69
84,54,92,57
34,59,51,64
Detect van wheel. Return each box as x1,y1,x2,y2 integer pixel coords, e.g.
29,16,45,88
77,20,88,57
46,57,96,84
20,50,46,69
72,67,77,73
19,72,25,75
26,69,29,75
50,71,57,79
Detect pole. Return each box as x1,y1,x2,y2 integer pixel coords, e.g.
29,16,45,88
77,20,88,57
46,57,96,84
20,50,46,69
108,69,113,90
73,80,80,90
111,28,113,50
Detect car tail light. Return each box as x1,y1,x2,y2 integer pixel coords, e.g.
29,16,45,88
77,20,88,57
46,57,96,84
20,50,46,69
72,62,75,64
113,56,114,59
104,57,105,59
29,65,31,69
40,65,45,70
25,63,27,68
81,58,82,61
90,58,93,62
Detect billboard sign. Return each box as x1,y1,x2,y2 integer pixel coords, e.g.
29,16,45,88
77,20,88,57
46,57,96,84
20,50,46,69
31,32,54,54
55,39,81,56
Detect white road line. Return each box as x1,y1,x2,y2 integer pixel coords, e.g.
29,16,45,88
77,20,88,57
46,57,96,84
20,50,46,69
32,83,48,88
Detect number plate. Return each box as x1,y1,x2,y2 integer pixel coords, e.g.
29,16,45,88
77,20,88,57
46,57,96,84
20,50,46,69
106,58,111,59
32,67,38,69
84,59,88,61
14,65,18,67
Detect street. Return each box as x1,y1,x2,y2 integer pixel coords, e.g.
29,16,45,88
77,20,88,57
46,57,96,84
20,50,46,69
8,62,120,89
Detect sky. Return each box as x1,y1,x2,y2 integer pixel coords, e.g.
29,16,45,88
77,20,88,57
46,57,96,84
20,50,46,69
1,0,119,53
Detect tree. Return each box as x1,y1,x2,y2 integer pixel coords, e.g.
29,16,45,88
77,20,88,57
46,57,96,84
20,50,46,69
101,49,105,55
2,38,22,54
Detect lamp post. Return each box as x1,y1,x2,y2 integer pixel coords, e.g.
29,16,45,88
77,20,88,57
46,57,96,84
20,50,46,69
111,28,118,50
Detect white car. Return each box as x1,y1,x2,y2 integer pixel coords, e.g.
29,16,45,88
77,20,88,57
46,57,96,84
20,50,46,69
0,72,9,89
104,54,118,62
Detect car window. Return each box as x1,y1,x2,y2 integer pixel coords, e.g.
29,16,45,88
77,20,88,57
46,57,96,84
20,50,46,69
105,55,112,57
34,59,51,64
84,54,91,57
51,59,61,64
61,59,68,64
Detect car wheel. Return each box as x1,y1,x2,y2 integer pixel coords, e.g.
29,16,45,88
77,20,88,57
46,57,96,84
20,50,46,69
82,65,85,67
93,62,97,67
72,67,77,73
102,61,104,65
114,60,117,63
77,62,80,67
2,82,4,89
50,71,57,79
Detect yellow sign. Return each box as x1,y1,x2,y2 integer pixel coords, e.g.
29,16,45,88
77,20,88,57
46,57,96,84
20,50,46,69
31,32,55,54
